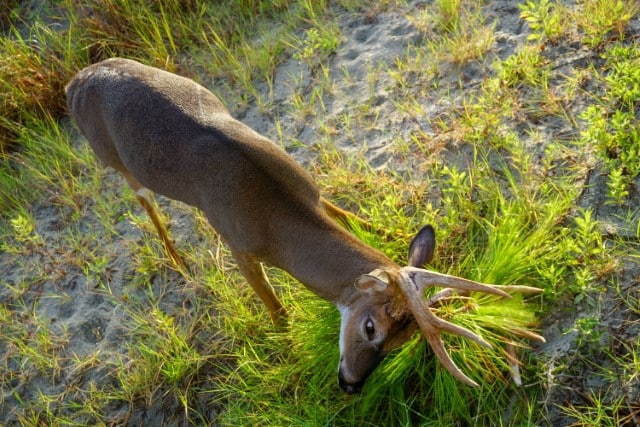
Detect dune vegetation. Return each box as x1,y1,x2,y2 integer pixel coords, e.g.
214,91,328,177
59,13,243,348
1,0,639,425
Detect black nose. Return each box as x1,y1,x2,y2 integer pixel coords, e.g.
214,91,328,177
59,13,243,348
338,372,364,394
342,383,361,394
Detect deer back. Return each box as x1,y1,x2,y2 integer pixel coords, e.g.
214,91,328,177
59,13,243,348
66,58,323,255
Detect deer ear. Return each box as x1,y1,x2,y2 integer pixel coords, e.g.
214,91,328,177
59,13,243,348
355,269,389,293
408,225,436,267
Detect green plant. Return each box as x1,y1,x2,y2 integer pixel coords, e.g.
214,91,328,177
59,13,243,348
129,308,201,387
407,0,495,65
519,0,567,43
562,391,628,426
498,45,548,87
0,0,20,32
579,44,640,205
293,26,340,68
434,0,462,33
603,44,640,109
0,27,73,153
574,0,638,47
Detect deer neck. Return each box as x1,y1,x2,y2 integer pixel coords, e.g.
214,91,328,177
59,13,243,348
270,211,395,304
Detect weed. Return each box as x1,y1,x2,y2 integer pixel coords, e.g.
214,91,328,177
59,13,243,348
407,0,495,65
562,391,627,426
0,27,72,153
9,213,41,246
498,45,548,88
574,0,638,47
519,0,568,43
124,308,202,389
434,0,463,33
579,42,640,205
293,26,340,69
603,44,640,109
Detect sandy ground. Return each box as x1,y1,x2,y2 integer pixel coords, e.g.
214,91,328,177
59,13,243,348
1,0,639,425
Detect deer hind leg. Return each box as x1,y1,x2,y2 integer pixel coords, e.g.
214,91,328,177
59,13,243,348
232,252,287,328
320,197,403,240
321,197,374,232
122,173,186,271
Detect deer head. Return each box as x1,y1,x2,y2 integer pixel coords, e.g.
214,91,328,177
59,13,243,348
337,225,518,394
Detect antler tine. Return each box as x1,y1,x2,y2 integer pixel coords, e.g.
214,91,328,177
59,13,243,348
496,285,544,295
399,270,495,387
426,288,461,307
403,267,511,299
510,329,547,343
397,268,546,387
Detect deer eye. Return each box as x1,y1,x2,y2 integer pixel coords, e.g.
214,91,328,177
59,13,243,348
365,319,375,340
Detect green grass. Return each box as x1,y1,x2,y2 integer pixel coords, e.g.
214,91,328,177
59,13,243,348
1,0,639,425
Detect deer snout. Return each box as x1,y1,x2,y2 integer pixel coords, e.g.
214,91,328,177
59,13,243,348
338,353,380,394
338,369,365,394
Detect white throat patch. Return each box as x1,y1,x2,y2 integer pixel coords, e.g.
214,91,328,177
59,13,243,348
337,304,351,356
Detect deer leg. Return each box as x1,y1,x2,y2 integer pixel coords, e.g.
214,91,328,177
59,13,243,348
233,252,287,328
321,197,405,241
122,173,186,271
321,198,370,231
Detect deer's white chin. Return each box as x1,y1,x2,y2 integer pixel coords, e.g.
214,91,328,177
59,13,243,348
337,304,351,357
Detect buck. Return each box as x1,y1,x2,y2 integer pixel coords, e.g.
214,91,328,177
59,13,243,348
66,58,542,394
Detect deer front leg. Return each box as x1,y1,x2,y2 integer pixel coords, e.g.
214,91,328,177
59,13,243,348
123,173,186,271
233,252,287,328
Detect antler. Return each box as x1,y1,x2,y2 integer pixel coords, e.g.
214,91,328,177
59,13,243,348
398,267,541,387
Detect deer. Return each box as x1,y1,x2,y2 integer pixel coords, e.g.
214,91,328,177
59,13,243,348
65,58,543,394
